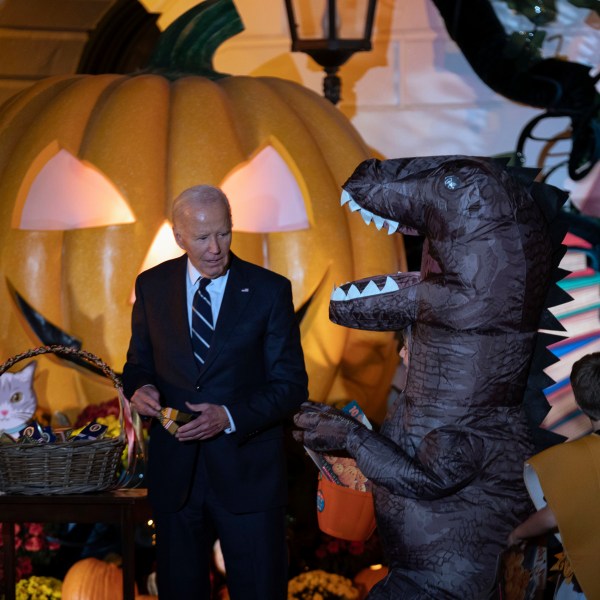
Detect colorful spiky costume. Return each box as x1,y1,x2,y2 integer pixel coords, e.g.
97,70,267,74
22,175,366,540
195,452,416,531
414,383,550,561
295,155,570,598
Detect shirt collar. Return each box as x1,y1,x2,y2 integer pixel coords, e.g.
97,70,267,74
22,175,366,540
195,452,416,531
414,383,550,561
186,259,230,289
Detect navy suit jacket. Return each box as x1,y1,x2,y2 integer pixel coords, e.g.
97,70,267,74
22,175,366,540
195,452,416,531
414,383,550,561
122,253,308,514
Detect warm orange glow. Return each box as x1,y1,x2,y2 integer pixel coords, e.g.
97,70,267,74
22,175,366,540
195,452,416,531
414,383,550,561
17,148,135,230
221,145,310,233
140,220,184,272
131,220,185,302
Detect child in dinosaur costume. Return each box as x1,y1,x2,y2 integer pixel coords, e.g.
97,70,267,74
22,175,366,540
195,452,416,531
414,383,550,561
294,155,569,598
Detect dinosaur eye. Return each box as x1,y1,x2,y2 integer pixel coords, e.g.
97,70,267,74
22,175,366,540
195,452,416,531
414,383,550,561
444,175,461,190
10,392,22,404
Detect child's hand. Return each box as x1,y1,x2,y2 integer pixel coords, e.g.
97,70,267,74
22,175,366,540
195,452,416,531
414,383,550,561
507,529,522,547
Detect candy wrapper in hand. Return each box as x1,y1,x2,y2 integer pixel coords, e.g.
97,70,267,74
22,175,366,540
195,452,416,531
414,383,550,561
157,407,196,435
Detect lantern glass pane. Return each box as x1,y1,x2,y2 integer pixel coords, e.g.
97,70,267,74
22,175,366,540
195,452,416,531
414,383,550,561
291,0,328,39
338,0,371,40
290,0,370,40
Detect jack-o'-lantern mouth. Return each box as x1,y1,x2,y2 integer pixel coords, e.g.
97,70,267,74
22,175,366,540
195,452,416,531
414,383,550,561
7,275,320,377
6,280,109,377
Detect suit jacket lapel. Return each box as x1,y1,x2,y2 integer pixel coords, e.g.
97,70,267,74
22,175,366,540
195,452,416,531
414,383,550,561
198,254,253,376
169,255,198,374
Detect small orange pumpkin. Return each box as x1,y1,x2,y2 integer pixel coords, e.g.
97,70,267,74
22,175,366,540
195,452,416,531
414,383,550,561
61,557,138,600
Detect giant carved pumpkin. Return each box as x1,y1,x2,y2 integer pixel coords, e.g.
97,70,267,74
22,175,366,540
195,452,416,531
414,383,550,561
0,0,401,423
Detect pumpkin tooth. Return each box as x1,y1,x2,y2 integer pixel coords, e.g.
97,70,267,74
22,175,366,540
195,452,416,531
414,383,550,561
386,220,399,235
340,190,352,206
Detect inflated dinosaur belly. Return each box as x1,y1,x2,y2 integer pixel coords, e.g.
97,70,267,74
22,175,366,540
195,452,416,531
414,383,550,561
295,155,569,598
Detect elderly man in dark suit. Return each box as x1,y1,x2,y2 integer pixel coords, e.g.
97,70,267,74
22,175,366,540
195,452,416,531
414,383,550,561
122,185,308,600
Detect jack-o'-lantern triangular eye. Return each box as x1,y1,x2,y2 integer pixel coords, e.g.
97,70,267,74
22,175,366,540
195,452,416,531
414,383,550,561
13,145,135,230
221,142,311,233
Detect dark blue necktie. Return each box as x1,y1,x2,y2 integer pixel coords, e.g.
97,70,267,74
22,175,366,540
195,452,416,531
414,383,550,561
191,277,213,367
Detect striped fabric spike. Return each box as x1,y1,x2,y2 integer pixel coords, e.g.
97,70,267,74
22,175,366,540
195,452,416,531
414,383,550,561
191,277,214,368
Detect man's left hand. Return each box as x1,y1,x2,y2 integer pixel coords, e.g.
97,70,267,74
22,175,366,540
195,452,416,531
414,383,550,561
293,401,363,452
175,403,230,441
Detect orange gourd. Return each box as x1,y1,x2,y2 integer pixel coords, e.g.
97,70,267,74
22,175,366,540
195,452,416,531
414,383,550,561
61,557,138,600
0,0,401,423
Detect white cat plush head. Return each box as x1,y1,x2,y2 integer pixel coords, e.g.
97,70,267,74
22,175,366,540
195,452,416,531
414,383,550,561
0,362,37,434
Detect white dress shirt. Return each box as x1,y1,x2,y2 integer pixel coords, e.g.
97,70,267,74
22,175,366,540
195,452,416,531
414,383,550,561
186,259,235,433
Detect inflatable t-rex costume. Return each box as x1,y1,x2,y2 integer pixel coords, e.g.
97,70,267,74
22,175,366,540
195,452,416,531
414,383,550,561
295,155,570,598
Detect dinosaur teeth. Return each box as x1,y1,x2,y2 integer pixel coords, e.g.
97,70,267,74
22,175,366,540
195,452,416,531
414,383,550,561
361,209,374,225
348,199,362,212
331,286,346,301
330,276,400,301
340,191,401,235
361,280,380,296
346,284,361,299
373,215,385,230
386,220,399,235
381,276,400,293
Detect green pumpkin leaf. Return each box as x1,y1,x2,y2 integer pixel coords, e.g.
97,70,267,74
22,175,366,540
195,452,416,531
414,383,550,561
145,0,244,80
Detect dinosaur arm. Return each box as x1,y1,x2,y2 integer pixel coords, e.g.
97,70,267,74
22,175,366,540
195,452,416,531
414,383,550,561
294,401,365,452
347,425,485,500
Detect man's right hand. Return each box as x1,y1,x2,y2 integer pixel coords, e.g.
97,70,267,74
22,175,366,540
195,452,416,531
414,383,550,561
130,384,162,418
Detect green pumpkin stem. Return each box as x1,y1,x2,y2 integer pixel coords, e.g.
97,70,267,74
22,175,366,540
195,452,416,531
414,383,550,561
145,0,244,80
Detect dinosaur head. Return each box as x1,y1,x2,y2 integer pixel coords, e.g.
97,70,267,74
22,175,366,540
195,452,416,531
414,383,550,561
330,155,567,333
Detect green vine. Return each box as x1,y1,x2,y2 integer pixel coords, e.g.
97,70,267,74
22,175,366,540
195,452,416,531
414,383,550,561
144,0,244,81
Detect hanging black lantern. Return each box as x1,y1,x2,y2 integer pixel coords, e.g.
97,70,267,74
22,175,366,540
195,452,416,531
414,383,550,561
284,0,378,105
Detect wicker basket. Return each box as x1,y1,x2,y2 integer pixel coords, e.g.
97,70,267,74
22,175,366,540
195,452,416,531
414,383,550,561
0,345,134,495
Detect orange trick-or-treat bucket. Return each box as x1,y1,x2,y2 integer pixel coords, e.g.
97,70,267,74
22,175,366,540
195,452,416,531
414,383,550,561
316,475,377,541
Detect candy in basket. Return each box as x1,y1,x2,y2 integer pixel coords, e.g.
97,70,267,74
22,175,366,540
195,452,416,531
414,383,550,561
0,345,142,495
